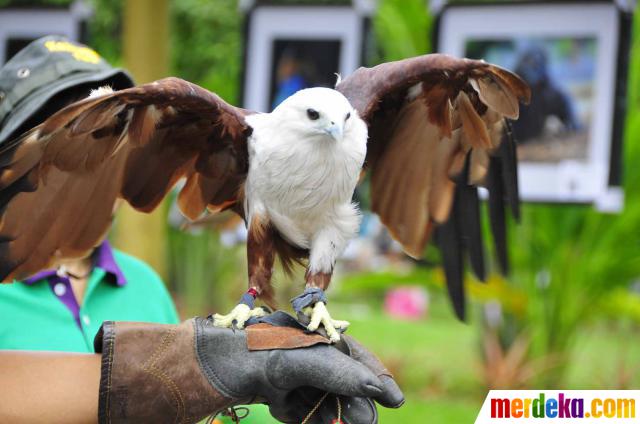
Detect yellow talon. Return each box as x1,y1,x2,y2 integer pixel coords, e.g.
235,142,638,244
304,301,350,343
213,304,267,329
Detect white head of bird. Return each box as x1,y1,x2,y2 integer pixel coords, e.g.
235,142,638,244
271,87,362,144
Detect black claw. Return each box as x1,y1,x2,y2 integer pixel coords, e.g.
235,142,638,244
296,311,311,328
259,305,273,314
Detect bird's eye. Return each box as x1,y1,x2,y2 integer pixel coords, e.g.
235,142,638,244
307,108,320,120
345,112,351,121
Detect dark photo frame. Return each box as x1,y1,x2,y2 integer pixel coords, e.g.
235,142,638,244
0,5,89,64
269,39,342,110
241,4,371,113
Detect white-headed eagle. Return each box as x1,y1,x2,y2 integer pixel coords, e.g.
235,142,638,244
0,54,530,341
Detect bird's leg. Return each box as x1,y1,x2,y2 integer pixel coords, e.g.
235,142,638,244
213,215,275,329
299,271,350,343
211,288,267,330
292,226,352,342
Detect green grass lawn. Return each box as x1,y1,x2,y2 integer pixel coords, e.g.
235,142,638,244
331,293,640,423
378,396,480,423
335,299,482,399
332,297,486,423
565,322,640,389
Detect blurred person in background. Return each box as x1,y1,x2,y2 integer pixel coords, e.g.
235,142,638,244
271,48,308,109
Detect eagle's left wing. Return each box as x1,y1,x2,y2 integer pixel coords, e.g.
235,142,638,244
336,54,530,320
0,78,253,283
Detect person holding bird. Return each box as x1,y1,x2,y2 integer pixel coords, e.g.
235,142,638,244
0,36,404,424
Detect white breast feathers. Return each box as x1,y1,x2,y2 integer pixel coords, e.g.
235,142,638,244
244,88,367,249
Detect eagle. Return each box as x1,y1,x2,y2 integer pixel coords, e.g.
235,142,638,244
0,54,529,341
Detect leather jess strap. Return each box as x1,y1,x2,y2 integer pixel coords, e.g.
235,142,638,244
245,311,331,351
246,323,330,350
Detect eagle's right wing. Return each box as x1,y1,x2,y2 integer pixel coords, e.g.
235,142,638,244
0,77,253,282
337,54,530,319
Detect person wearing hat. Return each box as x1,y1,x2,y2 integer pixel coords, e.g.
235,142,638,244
0,35,284,424
0,36,406,424
0,35,179,351
0,36,285,424
0,36,405,424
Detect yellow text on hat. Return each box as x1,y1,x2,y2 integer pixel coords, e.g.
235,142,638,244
44,40,101,64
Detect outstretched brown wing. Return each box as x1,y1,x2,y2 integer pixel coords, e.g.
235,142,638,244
0,77,252,282
336,54,530,319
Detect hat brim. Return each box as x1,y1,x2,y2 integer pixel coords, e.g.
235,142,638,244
0,67,134,144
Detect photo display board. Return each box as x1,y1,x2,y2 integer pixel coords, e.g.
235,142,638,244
0,2,90,64
242,4,371,113
437,2,631,211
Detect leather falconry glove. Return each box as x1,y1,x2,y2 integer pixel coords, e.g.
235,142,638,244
94,312,404,424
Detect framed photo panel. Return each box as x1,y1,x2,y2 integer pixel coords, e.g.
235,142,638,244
437,2,630,210
242,4,371,112
0,3,90,64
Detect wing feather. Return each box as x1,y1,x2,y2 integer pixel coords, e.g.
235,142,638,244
128,105,158,146
427,131,458,223
337,54,529,319
470,75,520,119
371,100,439,258
469,148,490,185
457,91,492,149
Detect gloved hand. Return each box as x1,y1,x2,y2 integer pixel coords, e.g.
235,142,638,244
94,312,404,424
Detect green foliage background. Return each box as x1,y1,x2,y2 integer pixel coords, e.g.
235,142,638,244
369,1,640,387
2,0,638,401
31,0,640,386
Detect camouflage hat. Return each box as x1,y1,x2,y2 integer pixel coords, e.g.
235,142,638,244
0,35,134,144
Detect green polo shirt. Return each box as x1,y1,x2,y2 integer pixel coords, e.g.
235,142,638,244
0,242,179,352
0,242,276,424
